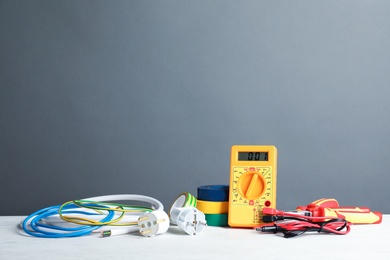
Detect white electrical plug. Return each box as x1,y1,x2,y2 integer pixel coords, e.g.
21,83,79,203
170,207,207,235
138,210,170,237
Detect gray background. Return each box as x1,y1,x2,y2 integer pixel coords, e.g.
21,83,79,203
1,0,389,215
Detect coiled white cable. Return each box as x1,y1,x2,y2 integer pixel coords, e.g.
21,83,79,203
85,194,164,237
84,194,164,211
21,194,164,238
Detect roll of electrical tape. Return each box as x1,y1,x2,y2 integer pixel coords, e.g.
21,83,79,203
197,185,229,202
169,192,197,217
196,200,228,214
205,213,228,226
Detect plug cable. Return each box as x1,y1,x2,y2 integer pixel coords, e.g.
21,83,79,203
21,194,164,238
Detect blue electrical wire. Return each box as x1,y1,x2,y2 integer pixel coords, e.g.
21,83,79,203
22,203,115,238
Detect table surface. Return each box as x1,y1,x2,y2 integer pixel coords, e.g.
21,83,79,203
1,215,389,259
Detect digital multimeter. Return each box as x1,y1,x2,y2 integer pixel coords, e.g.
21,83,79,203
228,145,277,227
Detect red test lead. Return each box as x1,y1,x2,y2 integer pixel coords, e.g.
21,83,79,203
256,198,382,238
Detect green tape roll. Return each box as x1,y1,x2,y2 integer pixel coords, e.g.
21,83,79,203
205,213,228,226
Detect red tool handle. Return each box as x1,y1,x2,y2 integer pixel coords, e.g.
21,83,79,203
298,198,382,224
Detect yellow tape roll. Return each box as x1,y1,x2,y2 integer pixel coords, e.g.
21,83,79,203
196,200,228,214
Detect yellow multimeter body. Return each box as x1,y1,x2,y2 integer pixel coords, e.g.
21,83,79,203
228,145,277,227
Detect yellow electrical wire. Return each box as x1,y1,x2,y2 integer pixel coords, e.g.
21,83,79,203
58,200,153,226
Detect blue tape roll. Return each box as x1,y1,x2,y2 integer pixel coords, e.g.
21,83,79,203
197,185,229,202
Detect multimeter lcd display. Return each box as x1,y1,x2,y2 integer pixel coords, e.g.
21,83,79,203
238,152,268,161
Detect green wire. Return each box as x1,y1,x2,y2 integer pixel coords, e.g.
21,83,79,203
58,200,154,226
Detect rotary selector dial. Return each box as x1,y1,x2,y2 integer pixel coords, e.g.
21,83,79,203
237,171,266,200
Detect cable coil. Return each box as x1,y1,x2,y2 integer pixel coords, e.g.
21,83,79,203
21,194,164,238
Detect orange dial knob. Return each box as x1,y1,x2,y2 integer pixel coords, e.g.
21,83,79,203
237,171,265,200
